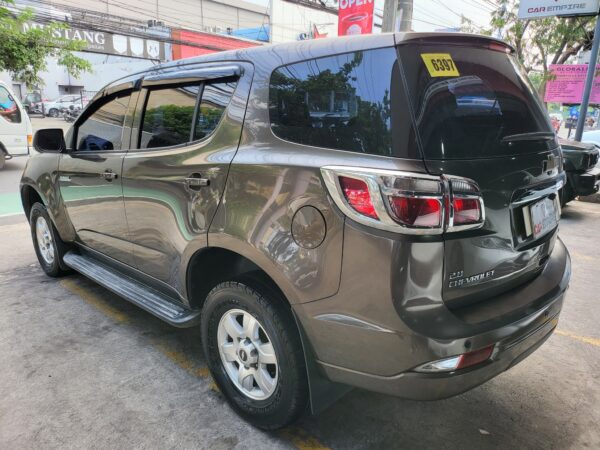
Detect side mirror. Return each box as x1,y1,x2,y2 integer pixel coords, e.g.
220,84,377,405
33,128,66,153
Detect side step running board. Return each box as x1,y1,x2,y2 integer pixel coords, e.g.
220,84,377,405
63,251,201,328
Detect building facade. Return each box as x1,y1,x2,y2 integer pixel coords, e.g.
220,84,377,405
4,0,268,101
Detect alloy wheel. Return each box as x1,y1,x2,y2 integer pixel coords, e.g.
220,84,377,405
36,216,55,265
217,308,278,400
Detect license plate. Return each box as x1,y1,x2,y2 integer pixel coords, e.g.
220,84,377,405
529,198,557,238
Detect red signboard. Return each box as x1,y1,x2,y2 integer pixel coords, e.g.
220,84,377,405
171,29,259,60
338,0,374,36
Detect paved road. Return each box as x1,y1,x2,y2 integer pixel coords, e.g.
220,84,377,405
1,203,599,446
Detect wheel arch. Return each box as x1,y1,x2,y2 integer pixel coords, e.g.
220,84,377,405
20,183,46,222
186,246,293,311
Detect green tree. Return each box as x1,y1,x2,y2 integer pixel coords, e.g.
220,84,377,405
462,0,595,100
0,0,91,88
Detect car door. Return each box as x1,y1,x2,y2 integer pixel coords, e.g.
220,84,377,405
122,63,251,294
58,87,138,266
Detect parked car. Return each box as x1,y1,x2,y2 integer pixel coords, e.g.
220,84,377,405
22,91,44,115
0,81,32,169
582,129,600,147
559,138,600,205
22,33,571,430
42,94,86,118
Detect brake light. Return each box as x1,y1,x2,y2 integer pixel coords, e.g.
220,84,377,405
489,42,513,54
339,176,378,219
452,198,481,225
321,166,485,235
388,196,442,227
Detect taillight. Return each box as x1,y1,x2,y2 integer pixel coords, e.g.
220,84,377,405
338,176,378,219
388,197,442,228
452,198,481,225
321,166,484,235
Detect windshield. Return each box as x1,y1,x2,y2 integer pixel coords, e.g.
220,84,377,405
397,43,553,159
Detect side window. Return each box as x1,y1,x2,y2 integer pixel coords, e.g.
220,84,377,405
140,85,199,149
76,93,130,151
268,48,399,157
194,81,237,140
0,86,21,124
139,79,237,150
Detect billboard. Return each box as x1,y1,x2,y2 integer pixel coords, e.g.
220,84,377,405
23,22,166,60
338,0,374,36
518,0,599,19
171,29,260,60
545,64,600,104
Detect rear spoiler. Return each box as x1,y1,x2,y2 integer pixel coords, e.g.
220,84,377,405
394,32,515,53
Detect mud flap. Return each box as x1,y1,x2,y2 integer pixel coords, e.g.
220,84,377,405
292,310,352,415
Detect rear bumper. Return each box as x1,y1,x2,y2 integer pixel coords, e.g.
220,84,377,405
294,234,570,400
571,166,600,197
314,298,561,399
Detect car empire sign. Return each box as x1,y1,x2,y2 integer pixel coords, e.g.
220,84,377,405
518,0,600,19
22,22,166,61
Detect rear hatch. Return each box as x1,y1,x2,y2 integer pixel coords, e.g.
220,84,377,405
397,37,564,309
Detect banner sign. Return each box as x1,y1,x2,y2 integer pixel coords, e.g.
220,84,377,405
545,64,600,103
338,0,374,36
518,0,600,19
23,22,166,60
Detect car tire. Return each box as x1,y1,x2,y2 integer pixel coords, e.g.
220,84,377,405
201,280,309,430
30,203,71,277
0,152,5,170
48,108,59,118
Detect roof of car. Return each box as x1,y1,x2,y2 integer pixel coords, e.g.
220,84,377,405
100,31,511,94
153,31,508,70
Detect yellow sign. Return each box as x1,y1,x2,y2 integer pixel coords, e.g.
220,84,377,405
421,53,460,77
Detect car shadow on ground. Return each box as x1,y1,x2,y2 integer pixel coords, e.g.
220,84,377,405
560,204,588,222
54,272,577,449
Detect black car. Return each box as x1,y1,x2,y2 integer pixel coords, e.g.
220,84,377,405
559,138,600,205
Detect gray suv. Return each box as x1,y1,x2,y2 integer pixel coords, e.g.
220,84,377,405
21,33,571,429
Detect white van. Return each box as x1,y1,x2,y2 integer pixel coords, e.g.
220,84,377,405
0,81,32,169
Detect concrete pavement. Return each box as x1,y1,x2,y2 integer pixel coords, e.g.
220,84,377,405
0,200,599,449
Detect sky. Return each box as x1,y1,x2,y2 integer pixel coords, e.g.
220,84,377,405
242,0,496,32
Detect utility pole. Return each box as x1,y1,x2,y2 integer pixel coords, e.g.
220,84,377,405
575,14,600,141
382,0,413,33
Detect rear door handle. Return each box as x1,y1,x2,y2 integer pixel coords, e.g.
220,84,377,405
184,174,210,188
101,170,118,181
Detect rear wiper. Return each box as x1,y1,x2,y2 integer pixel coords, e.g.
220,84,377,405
501,132,556,143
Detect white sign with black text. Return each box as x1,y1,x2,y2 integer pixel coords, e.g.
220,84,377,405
518,0,599,19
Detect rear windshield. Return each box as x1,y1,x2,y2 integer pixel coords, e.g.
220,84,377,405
398,43,553,159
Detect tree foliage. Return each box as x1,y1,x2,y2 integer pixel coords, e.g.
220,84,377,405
463,0,595,98
0,0,91,87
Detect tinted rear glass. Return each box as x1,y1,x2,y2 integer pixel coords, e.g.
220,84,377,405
398,43,553,159
269,48,417,158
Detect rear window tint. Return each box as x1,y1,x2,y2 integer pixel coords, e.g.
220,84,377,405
398,44,552,159
269,48,409,158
